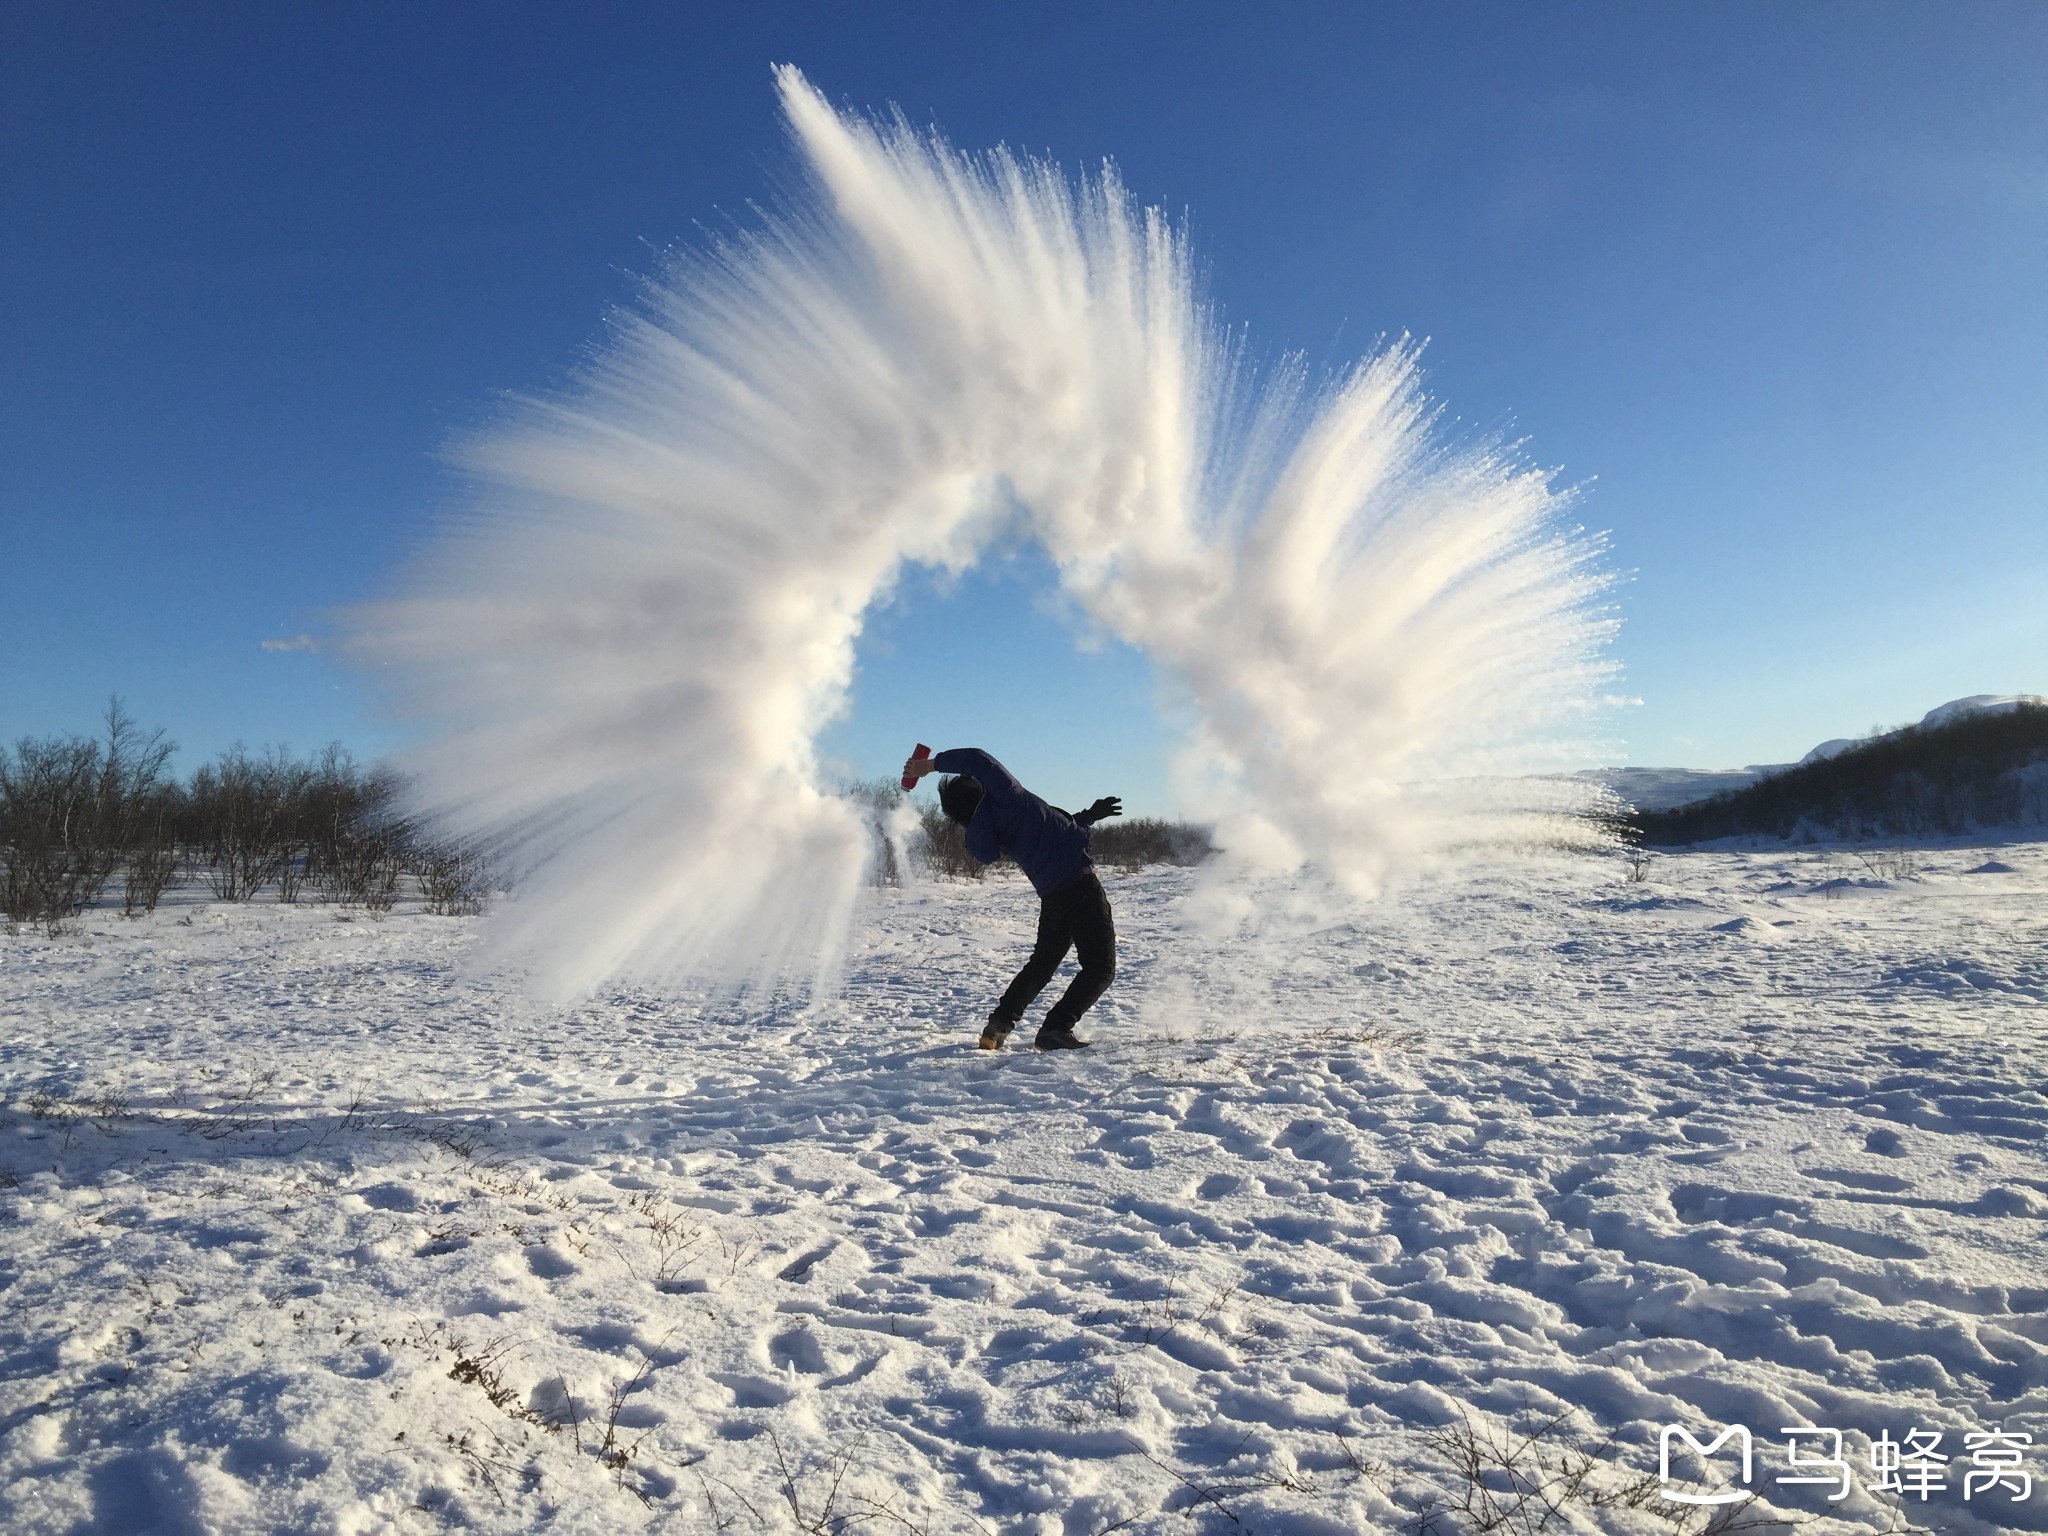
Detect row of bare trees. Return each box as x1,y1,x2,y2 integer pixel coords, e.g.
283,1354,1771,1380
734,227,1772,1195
4,705,1213,935
1,702,489,934
848,778,1214,886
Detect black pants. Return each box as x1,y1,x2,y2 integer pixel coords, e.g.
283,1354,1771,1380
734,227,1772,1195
992,868,1116,1033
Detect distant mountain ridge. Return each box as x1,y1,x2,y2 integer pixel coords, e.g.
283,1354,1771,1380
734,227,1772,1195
1796,694,2048,768
1629,697,2048,844
1586,695,2048,814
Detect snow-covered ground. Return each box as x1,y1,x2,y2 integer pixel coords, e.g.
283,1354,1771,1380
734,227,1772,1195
5,844,2046,1534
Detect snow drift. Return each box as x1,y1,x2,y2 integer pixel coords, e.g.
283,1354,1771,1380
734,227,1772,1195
355,66,1621,999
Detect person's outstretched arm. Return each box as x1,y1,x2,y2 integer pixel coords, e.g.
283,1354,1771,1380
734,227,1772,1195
903,747,1027,806
1073,796,1122,827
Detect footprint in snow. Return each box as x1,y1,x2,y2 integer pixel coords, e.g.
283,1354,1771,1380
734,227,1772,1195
713,1371,795,1408
922,1273,994,1300
1667,1182,1811,1224
1864,1126,1908,1156
1975,1186,2045,1218
525,1246,578,1279
778,1242,836,1281
768,1327,830,1374
1803,1166,1912,1193
910,1207,980,1238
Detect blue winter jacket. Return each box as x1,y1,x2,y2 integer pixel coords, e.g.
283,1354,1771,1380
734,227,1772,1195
931,748,1093,897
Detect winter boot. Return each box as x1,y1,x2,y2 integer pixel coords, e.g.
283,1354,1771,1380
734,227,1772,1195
1033,1027,1090,1051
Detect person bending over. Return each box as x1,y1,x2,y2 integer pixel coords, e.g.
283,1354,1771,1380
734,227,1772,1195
904,747,1121,1051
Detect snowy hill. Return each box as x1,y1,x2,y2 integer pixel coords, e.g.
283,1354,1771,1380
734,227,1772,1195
1801,694,2048,767
1591,694,2048,813
1638,699,2048,844
1917,692,2048,729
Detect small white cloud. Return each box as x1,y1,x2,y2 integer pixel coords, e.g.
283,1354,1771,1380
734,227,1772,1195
261,634,322,654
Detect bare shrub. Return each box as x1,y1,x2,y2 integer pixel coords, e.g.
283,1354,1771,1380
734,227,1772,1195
415,841,492,916
2,699,176,932
1852,847,1914,882
446,1333,523,1413
275,823,308,902
1,734,106,933
300,749,404,909
1089,816,1214,870
190,745,293,900
916,801,988,880
626,1189,706,1291
317,833,400,909
1413,1409,1785,1536
123,835,182,916
338,846,398,911
765,1428,953,1533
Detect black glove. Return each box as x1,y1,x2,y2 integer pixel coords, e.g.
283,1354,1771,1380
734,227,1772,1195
1078,796,1122,826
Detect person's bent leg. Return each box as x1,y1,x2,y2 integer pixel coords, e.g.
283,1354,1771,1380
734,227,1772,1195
1039,872,1116,1035
989,892,1076,1035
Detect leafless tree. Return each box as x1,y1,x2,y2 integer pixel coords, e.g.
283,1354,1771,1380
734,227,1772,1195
190,745,301,900
1,699,176,932
122,778,184,916
306,748,403,909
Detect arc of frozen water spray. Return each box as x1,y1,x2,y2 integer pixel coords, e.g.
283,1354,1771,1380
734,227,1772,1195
356,65,1620,1000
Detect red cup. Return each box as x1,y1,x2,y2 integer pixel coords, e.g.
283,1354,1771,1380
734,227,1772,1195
902,743,931,790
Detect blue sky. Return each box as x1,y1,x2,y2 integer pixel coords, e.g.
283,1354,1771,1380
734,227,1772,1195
4,3,2043,813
